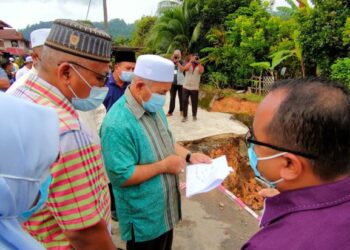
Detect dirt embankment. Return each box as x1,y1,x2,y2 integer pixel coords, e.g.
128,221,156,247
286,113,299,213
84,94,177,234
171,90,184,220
181,134,264,211
210,97,258,116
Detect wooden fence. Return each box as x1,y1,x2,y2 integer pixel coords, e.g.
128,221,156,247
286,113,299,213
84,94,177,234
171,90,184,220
249,76,274,95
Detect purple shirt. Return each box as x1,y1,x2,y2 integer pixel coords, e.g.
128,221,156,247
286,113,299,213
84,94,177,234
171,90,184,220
242,177,350,249
103,72,130,112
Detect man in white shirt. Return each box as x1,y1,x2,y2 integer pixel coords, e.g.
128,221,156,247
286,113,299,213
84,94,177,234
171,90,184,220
15,56,33,80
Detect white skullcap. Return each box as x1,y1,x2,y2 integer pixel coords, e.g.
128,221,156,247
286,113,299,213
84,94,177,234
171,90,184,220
134,55,174,83
25,56,33,63
30,28,50,49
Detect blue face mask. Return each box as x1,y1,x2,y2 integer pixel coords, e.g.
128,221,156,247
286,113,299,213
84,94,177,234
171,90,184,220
69,64,108,111
120,71,134,82
247,144,285,188
142,86,166,113
19,175,52,222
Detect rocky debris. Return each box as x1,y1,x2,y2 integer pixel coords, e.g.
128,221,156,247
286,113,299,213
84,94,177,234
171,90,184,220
181,133,264,211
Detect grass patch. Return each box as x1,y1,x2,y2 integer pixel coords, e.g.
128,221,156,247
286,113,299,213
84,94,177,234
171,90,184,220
200,85,264,104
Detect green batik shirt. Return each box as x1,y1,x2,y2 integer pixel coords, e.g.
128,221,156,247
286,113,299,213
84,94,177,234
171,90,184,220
101,88,181,242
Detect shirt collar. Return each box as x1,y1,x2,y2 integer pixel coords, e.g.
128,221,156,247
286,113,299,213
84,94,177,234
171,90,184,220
124,87,146,120
25,74,79,119
107,72,130,90
261,176,350,227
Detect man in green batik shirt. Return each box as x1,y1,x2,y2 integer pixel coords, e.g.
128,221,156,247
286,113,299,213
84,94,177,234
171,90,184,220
101,55,211,250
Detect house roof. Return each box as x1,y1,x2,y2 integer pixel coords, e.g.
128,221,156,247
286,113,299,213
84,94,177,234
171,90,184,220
0,29,25,41
0,20,12,29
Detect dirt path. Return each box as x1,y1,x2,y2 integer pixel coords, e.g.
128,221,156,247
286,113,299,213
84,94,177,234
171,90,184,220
111,93,259,249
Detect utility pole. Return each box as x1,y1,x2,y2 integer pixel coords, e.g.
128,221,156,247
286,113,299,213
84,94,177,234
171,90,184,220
103,0,109,32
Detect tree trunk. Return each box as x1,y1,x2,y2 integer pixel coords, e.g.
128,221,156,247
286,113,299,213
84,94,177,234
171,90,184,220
301,56,305,77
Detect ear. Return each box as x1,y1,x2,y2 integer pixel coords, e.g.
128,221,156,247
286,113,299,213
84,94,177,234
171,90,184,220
279,153,303,181
57,62,71,86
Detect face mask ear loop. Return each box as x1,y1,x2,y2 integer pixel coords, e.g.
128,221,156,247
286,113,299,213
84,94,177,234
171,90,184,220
67,84,79,98
257,152,287,161
69,64,93,88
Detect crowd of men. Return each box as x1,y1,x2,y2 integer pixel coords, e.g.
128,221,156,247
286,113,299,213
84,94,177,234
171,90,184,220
1,19,349,250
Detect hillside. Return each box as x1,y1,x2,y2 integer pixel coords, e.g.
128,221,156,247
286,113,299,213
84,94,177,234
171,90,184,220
20,18,135,40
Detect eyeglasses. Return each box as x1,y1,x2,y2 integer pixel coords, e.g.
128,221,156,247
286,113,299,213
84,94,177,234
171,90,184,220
60,61,109,84
245,131,317,159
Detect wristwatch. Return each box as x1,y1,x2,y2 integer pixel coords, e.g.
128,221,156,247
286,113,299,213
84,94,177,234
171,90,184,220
186,152,192,163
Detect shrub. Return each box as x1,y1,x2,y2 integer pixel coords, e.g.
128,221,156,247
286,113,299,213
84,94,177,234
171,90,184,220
331,57,350,88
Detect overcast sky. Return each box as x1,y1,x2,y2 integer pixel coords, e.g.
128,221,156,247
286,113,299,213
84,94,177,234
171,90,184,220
1,0,290,30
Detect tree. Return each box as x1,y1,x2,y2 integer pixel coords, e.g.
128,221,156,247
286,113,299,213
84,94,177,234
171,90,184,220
130,16,157,52
147,0,203,55
112,36,131,46
299,0,350,76
202,1,283,87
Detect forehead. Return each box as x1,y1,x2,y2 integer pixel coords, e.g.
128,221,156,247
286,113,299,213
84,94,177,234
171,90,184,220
117,61,135,68
253,90,287,139
151,82,172,91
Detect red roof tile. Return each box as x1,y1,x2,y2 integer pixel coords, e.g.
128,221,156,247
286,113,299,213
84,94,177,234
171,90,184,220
0,29,25,40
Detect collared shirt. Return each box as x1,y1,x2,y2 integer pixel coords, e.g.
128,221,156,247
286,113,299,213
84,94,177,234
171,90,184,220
10,74,111,250
101,88,181,242
242,176,350,250
103,72,130,112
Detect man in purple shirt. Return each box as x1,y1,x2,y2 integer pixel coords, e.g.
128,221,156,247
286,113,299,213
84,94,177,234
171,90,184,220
242,78,350,249
103,50,136,111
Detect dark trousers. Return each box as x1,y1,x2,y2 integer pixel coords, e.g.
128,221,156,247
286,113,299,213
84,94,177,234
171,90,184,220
108,183,116,211
168,84,183,114
182,88,199,118
127,229,173,250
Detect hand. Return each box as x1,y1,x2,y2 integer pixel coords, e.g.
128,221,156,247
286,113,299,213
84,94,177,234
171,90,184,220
162,155,186,174
258,188,280,198
190,153,212,164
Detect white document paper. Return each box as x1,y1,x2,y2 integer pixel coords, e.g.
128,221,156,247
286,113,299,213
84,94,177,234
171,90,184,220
186,155,233,198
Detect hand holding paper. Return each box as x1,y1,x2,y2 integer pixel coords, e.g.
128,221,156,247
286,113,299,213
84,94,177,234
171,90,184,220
186,155,233,197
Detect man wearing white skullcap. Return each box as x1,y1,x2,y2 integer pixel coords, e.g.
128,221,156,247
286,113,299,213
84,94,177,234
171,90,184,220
7,29,50,94
101,54,211,250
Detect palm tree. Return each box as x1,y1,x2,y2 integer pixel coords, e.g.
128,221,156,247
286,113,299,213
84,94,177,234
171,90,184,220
148,0,202,55
274,0,313,77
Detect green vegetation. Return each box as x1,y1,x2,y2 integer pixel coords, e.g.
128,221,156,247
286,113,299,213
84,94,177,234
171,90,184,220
20,0,350,93
331,58,350,88
131,0,350,90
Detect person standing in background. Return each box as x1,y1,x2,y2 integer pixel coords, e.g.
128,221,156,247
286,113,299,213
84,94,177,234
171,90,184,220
182,54,204,122
103,50,136,112
15,56,33,80
167,50,185,117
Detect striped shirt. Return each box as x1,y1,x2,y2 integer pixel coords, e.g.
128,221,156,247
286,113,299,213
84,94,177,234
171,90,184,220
10,74,111,249
101,88,181,242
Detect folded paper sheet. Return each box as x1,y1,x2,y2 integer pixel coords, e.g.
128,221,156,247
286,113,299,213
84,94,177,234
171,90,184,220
186,155,233,197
